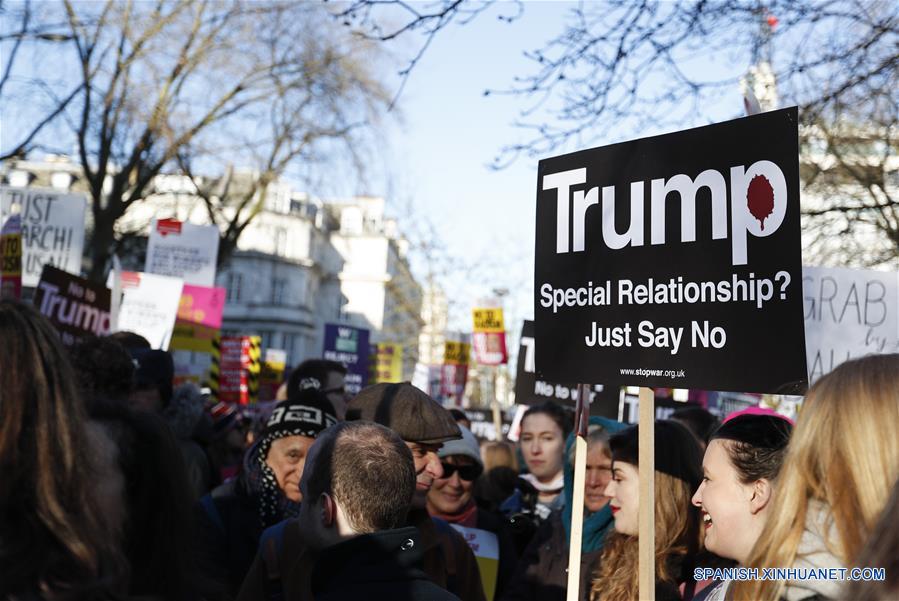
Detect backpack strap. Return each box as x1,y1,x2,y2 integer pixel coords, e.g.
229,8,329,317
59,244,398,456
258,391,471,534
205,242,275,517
259,520,288,601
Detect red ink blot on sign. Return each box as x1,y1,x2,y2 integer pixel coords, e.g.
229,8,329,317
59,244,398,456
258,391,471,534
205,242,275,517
747,174,775,230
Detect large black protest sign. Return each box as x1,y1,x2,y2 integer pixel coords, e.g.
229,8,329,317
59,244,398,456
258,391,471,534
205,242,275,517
534,108,807,394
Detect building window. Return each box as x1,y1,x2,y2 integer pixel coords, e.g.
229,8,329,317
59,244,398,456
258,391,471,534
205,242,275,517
275,227,287,255
226,272,242,302
340,207,363,234
7,170,32,187
259,330,274,351
271,278,288,306
51,172,74,189
282,332,296,365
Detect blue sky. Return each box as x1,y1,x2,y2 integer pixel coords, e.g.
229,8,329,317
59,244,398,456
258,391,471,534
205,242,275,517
381,2,558,333
372,2,747,334
0,0,754,340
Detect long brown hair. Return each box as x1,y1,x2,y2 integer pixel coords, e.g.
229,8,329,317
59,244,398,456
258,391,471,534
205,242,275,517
589,471,701,601
0,300,122,598
730,354,899,601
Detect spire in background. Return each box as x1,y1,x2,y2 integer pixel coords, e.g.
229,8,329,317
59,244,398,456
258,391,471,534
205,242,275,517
742,8,779,115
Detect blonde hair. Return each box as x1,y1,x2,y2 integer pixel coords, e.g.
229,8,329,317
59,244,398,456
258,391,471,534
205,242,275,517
589,471,701,601
481,441,519,473
730,354,899,601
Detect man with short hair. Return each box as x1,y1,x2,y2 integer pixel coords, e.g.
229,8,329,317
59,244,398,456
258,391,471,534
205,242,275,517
237,383,487,601
287,359,350,419
297,421,460,600
344,383,487,601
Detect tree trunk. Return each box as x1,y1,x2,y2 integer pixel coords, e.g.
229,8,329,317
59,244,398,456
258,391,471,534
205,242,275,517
87,209,116,283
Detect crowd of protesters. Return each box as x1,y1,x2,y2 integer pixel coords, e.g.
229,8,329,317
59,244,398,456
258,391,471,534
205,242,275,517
2,298,898,601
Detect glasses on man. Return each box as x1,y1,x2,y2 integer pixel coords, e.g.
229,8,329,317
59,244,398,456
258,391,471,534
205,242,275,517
320,385,346,396
440,462,483,482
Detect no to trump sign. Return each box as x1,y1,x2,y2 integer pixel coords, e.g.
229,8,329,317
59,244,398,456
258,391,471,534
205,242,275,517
534,108,807,394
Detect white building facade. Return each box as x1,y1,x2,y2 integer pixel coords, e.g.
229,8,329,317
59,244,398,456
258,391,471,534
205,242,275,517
2,157,424,373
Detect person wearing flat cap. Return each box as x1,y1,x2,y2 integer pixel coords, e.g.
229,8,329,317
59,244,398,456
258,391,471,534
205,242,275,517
237,382,487,601
196,389,337,598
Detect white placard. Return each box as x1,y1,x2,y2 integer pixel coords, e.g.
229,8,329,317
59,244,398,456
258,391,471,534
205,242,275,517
108,271,184,350
803,265,899,382
145,218,219,287
1,186,87,287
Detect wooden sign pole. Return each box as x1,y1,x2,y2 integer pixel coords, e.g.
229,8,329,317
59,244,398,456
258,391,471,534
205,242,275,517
638,387,656,601
566,383,591,601
491,366,503,440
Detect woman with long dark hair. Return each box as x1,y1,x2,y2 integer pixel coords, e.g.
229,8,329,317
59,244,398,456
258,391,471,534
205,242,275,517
589,420,706,601
0,300,124,600
88,399,207,600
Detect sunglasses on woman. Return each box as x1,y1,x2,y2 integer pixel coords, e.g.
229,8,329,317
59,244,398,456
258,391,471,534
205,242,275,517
440,462,483,482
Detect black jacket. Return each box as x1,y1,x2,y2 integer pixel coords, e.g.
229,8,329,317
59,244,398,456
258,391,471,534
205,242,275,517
237,509,486,601
311,526,461,601
473,508,520,599
195,479,262,599
500,511,597,601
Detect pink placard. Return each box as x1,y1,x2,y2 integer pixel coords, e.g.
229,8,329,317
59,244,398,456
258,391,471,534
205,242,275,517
178,284,226,329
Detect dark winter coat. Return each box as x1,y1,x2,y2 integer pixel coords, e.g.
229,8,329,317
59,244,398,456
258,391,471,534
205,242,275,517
236,508,487,601
195,478,262,599
499,511,598,601
472,508,520,599
310,526,461,601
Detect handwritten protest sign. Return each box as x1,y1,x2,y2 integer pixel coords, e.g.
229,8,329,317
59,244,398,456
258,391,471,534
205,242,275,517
109,271,184,350
1,186,86,287
145,218,219,287
803,266,899,382
534,108,807,393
